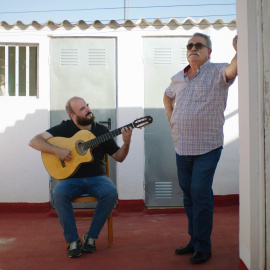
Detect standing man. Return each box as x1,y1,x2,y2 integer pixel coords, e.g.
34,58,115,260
29,96,132,258
163,33,237,264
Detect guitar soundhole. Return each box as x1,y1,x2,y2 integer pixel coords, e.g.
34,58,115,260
76,140,86,155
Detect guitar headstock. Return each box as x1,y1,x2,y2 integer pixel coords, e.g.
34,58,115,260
133,116,153,129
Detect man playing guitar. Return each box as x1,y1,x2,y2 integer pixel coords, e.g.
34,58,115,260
29,96,133,258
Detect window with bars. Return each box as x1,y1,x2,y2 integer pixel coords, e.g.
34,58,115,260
0,44,38,97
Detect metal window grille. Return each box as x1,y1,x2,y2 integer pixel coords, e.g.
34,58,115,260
0,44,38,97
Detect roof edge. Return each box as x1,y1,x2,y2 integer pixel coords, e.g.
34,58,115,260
0,18,236,30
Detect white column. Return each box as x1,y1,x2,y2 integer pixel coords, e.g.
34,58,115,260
237,0,265,269
262,0,270,268
116,31,145,200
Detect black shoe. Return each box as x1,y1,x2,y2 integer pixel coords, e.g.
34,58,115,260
82,233,96,253
190,252,212,264
68,239,82,258
175,243,194,255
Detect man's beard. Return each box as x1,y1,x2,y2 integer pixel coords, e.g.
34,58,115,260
76,112,95,126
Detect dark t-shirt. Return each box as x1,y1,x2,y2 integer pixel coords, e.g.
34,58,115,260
47,120,120,178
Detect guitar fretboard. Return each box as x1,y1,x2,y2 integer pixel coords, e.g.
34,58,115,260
83,123,134,150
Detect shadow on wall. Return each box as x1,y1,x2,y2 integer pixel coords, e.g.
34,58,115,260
213,108,239,194
0,107,239,204
144,108,239,207
214,137,239,194
0,107,118,204
0,109,50,202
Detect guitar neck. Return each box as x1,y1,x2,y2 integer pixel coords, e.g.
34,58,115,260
84,122,134,150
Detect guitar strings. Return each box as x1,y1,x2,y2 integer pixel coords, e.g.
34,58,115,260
83,124,134,150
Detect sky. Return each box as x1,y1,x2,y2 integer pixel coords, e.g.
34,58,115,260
0,0,236,24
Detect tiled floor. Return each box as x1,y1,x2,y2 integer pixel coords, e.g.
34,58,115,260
0,205,239,270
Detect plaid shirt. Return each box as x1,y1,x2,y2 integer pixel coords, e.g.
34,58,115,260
165,60,235,155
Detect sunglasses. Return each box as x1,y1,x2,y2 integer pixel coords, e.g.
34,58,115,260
186,42,209,50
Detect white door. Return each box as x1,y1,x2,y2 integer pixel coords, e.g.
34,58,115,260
143,36,190,207
49,37,117,207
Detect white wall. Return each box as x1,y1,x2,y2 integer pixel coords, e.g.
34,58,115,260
209,28,239,195
0,20,237,203
0,31,51,202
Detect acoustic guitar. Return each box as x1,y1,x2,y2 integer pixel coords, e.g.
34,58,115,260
41,116,153,179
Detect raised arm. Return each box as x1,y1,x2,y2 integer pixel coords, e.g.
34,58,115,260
29,132,72,161
112,127,132,163
225,35,238,82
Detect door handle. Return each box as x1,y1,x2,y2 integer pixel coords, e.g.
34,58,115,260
99,118,111,130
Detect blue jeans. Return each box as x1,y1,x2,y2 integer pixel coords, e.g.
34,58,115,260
176,147,222,253
52,175,118,243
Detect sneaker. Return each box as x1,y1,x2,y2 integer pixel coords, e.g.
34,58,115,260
68,239,82,258
82,233,96,253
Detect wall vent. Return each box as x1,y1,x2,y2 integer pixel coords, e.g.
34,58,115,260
60,49,78,66
155,181,173,199
87,49,106,66
180,47,188,65
153,48,171,65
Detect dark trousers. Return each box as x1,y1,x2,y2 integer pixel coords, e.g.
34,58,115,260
176,147,222,253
